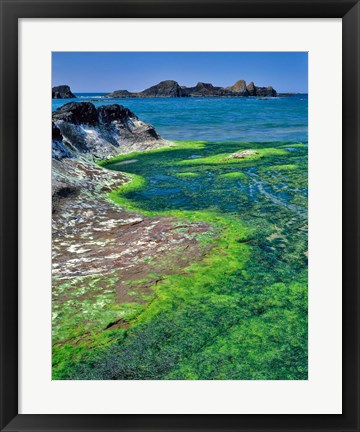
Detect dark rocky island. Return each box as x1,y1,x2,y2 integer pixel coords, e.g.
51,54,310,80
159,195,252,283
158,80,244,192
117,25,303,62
107,79,277,98
52,85,76,99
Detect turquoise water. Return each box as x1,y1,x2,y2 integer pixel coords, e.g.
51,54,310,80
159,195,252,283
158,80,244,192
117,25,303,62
52,94,308,143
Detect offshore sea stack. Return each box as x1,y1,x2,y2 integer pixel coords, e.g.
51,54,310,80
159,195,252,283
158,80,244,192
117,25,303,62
52,85,77,99
226,79,248,96
107,79,277,98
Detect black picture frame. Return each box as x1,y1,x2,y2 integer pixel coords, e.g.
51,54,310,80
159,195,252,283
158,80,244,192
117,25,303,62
1,1,359,431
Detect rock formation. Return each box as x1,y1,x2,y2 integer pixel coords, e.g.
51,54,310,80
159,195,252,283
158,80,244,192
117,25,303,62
254,86,277,97
52,85,76,99
181,82,233,97
226,79,248,96
246,81,256,96
105,89,133,98
52,103,210,321
106,79,277,98
227,150,259,159
141,80,184,97
52,102,169,162
52,101,171,203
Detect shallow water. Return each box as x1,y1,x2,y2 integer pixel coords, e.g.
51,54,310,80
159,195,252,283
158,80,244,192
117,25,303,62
108,141,307,217
80,141,309,380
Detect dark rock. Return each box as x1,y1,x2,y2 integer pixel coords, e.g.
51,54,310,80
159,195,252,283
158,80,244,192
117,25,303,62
52,85,76,99
182,82,233,97
192,82,216,94
52,122,74,160
246,81,256,96
106,79,277,98
140,80,184,97
255,86,277,97
106,90,134,98
185,82,217,96
98,104,137,124
53,102,99,125
52,102,169,161
52,122,63,141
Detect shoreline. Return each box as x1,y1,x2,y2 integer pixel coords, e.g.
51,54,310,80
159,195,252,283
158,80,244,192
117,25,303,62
53,139,308,380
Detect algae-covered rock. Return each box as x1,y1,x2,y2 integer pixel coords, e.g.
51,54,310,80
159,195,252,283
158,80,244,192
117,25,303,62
227,150,259,159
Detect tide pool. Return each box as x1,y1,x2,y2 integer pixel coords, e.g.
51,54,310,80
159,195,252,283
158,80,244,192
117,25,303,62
53,140,308,380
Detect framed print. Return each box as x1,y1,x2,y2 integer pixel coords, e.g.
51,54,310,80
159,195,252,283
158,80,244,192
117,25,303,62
1,1,359,431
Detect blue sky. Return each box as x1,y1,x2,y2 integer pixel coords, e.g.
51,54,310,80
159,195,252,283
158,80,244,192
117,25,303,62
52,52,308,93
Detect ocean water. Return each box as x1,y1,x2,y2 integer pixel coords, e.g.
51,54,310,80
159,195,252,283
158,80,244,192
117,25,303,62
52,93,308,143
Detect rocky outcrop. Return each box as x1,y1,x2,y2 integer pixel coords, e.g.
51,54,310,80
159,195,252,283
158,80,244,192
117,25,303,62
181,82,232,97
53,102,98,125
52,101,170,214
51,103,211,336
246,81,277,97
52,101,171,225
107,81,185,98
141,80,184,97
106,79,277,98
246,81,256,96
254,86,277,97
106,89,133,98
52,85,76,99
227,150,259,159
52,102,169,162
227,80,248,96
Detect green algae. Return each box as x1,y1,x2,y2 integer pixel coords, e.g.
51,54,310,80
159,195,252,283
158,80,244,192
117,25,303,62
175,147,288,166
266,164,298,171
54,139,308,380
176,172,200,178
220,172,247,179
52,273,144,379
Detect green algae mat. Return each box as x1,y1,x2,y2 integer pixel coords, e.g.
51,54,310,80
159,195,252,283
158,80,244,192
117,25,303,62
53,140,308,380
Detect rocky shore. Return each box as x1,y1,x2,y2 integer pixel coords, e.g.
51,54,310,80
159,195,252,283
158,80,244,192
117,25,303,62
107,79,277,98
52,102,211,329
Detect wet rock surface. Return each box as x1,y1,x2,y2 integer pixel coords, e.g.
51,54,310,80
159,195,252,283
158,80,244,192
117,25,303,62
227,149,259,159
52,159,211,323
52,102,170,160
52,103,212,340
53,102,99,125
53,189,210,297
